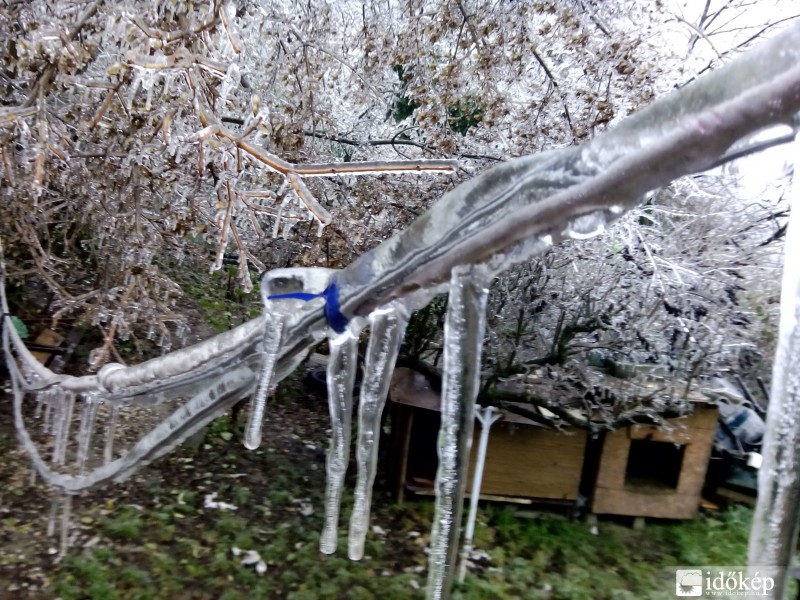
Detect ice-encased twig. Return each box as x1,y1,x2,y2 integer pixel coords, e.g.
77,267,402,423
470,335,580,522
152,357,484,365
320,330,360,555
747,129,800,596
426,265,490,600
348,304,409,561
335,24,800,319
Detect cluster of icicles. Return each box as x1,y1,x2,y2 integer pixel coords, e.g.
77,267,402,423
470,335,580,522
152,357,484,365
4,263,493,600
237,265,491,599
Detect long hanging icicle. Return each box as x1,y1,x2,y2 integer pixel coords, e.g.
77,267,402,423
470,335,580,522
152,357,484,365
42,390,54,433
45,490,75,555
103,403,119,464
245,267,338,450
75,393,101,474
319,330,360,554
348,304,409,561
426,264,490,600
51,391,76,465
59,493,73,556
243,308,288,450
747,128,800,595
34,389,47,420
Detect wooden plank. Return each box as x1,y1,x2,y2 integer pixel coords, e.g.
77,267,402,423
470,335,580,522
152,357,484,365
595,429,630,489
29,329,65,365
676,429,716,496
466,424,586,500
592,486,700,519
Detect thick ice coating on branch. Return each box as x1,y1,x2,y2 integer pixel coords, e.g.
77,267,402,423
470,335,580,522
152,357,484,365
335,23,800,320
747,129,800,592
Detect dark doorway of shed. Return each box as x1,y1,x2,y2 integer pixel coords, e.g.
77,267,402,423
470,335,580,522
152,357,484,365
625,440,685,490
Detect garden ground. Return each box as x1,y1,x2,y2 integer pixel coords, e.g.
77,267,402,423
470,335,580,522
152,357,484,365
0,373,756,600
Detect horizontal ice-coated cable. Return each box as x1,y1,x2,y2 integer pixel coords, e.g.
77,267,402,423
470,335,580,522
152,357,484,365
8,350,257,493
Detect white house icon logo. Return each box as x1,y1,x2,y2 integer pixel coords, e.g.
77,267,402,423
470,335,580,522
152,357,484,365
676,570,703,596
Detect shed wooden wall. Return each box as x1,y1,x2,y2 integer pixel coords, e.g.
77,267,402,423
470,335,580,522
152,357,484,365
591,404,718,519
389,402,587,503
472,422,586,501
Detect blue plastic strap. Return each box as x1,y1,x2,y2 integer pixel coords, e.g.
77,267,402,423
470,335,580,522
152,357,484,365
321,281,349,334
267,280,350,334
266,291,319,302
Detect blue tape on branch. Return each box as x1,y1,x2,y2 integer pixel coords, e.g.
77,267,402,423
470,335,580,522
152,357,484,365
267,280,350,334
321,281,349,334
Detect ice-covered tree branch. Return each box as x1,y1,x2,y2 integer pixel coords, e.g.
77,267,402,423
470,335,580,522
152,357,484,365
3,19,800,600
5,21,800,423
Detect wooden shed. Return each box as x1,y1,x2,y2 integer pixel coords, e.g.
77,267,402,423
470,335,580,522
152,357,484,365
388,368,588,504
590,400,718,519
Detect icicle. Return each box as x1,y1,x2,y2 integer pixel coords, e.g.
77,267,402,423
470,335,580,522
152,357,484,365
748,127,800,591
52,391,76,465
60,493,73,556
348,304,408,561
34,389,46,419
319,330,360,555
42,391,53,433
48,392,63,437
242,309,286,450
244,267,334,450
426,265,490,600
46,493,59,538
103,404,119,464
75,393,101,474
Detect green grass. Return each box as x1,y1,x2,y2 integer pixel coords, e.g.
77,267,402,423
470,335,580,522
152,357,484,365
455,503,754,600
53,494,756,600
25,390,757,600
